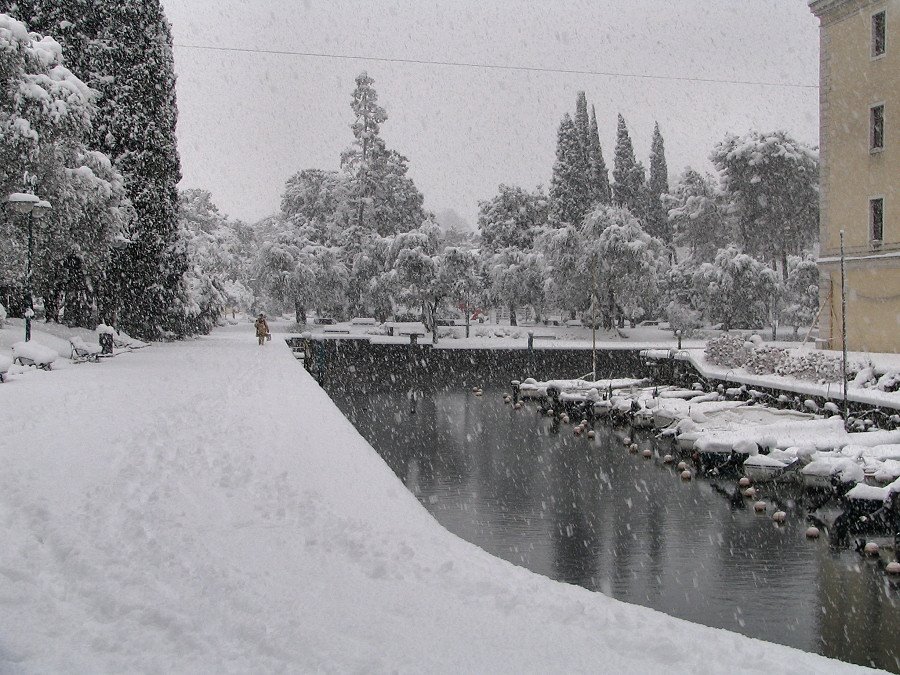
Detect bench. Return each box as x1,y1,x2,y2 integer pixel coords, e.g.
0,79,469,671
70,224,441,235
531,334,556,340
11,342,57,371
323,328,350,335
70,337,102,362
350,317,377,326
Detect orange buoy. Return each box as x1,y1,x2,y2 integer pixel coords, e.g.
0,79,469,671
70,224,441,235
772,510,786,523
680,470,692,480
805,526,820,539
754,501,767,512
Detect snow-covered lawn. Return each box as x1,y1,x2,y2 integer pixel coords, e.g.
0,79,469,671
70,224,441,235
0,324,871,672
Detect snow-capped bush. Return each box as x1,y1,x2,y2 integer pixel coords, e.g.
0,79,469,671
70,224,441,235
704,333,750,368
875,371,900,392
774,351,844,383
745,345,788,375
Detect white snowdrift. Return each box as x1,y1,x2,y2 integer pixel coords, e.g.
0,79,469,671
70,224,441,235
0,325,867,672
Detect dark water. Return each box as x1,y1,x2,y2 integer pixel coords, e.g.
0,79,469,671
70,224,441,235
327,384,900,672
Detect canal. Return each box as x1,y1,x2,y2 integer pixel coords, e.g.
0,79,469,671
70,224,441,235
324,379,900,672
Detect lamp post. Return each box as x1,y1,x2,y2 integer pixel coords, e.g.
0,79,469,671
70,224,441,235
6,193,51,341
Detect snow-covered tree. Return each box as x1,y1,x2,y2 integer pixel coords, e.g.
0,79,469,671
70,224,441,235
486,248,545,326
86,0,185,338
541,223,588,319
664,168,733,262
611,114,644,216
587,106,612,206
644,122,670,243
693,246,778,330
343,71,387,234
573,91,590,156
178,189,259,316
781,253,819,336
0,12,128,328
281,168,350,246
580,205,664,327
549,113,591,226
711,131,818,278
477,184,548,254
434,246,481,334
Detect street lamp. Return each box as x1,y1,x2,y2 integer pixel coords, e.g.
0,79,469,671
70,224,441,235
6,192,52,341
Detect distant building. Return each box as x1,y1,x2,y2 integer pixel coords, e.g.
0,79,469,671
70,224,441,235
810,0,898,352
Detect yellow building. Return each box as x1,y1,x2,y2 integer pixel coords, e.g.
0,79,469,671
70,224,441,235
810,0,899,352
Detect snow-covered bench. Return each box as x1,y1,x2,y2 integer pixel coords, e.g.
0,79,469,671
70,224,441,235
0,353,11,383
97,324,149,351
69,336,102,363
11,341,57,371
350,317,377,326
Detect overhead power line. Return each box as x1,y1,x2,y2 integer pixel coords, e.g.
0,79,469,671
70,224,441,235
172,43,818,90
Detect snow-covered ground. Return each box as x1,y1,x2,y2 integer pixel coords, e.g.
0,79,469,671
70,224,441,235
0,322,874,672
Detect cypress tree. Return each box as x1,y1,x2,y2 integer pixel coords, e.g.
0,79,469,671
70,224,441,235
645,122,671,242
549,113,591,226
93,1,184,337
612,114,644,215
573,91,591,157
588,106,612,205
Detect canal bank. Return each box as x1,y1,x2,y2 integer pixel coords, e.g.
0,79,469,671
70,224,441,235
289,336,900,419
0,324,869,672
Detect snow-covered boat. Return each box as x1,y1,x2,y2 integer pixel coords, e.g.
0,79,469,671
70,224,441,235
742,448,811,483
800,454,865,490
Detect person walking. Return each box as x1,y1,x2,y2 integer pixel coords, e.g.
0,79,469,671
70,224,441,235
254,313,270,346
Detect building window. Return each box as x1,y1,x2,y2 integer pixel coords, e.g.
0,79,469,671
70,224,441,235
872,10,886,57
871,197,884,243
871,104,885,151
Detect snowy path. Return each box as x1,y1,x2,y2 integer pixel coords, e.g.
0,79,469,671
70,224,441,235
0,326,874,672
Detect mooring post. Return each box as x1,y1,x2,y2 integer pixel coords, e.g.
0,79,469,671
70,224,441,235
409,333,418,346
527,330,534,353
511,379,520,403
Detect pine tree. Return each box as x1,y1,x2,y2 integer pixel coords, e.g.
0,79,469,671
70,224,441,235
343,71,388,236
645,122,670,242
549,113,591,226
587,106,612,205
612,114,644,215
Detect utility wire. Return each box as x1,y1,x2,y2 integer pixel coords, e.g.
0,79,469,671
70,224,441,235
172,43,818,90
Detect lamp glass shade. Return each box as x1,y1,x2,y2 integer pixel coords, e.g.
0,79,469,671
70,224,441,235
30,201,52,219
6,193,39,214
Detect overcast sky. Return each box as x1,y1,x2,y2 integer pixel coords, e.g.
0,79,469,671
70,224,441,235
160,0,820,228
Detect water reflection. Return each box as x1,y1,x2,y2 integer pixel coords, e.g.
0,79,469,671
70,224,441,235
328,383,900,672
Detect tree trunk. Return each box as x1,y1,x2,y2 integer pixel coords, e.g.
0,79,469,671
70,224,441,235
294,300,306,326
509,304,517,326
608,287,616,330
